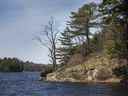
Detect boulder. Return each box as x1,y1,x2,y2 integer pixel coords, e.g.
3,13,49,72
87,70,94,80
94,68,112,80
86,68,112,81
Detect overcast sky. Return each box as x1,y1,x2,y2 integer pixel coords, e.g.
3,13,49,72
0,0,101,64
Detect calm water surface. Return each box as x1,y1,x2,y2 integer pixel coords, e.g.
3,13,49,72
0,72,128,96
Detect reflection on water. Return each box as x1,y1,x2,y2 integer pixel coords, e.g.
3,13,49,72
0,72,128,96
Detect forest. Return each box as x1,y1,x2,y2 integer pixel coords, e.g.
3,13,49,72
0,57,52,72
0,57,24,72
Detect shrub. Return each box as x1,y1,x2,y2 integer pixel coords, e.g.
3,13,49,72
113,65,128,78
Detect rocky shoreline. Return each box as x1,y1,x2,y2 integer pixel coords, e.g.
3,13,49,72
46,70,121,83
41,54,128,84
46,78,121,83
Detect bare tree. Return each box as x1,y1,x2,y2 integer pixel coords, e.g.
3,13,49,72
35,17,59,70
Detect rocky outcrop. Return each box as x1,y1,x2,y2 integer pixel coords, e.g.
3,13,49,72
46,54,123,83
46,67,114,82
40,68,53,80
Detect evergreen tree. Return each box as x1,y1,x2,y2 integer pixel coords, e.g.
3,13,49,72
100,0,128,58
68,3,98,56
57,27,73,64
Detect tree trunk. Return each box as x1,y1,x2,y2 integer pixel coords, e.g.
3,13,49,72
85,19,90,55
53,41,57,70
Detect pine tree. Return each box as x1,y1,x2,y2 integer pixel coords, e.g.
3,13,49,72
68,3,97,56
57,27,73,65
100,0,128,58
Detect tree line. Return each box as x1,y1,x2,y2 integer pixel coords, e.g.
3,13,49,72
0,57,24,72
0,57,52,72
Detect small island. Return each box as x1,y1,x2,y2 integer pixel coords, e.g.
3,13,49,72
39,1,128,85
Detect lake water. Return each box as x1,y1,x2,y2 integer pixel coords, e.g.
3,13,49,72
0,72,128,96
